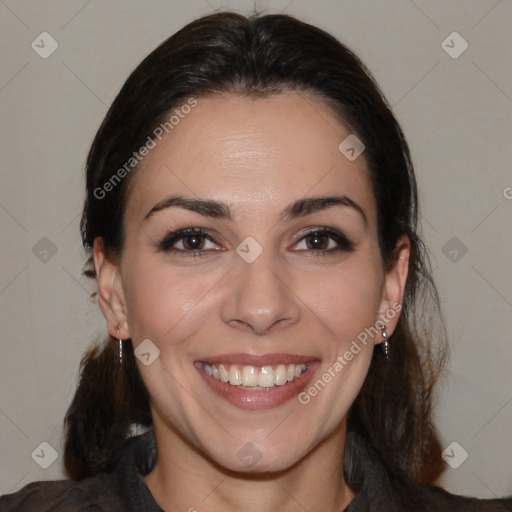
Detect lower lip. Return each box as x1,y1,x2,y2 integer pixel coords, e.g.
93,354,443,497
195,362,320,410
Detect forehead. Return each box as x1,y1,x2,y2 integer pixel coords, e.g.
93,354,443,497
126,93,376,227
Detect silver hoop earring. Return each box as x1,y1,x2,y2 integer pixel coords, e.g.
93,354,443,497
115,324,123,364
381,327,389,359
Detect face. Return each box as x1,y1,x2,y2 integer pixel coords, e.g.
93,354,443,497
95,93,409,474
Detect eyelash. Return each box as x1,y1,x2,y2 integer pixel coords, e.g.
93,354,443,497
158,227,354,258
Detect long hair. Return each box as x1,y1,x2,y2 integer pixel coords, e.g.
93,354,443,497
66,11,448,487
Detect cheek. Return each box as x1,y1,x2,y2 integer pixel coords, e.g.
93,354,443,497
294,258,382,425
302,255,383,344
121,251,225,345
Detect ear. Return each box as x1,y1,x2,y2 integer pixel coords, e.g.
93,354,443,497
376,234,410,344
93,237,130,340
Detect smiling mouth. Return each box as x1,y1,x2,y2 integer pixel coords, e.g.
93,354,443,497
199,362,309,389
194,354,320,410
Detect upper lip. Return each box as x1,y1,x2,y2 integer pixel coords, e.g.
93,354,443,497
197,353,319,366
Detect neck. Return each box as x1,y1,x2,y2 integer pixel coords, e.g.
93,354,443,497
143,414,356,512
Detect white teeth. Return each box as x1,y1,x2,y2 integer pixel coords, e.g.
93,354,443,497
275,364,287,385
229,365,242,385
218,364,229,382
204,362,308,388
258,366,275,388
242,366,258,386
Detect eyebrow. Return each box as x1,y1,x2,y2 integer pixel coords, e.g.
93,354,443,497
144,194,368,227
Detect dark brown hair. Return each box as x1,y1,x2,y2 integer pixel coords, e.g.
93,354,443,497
66,11,448,490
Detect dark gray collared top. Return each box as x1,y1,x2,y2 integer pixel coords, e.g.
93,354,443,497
1,427,511,511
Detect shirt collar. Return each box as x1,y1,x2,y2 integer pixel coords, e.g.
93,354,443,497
115,426,399,512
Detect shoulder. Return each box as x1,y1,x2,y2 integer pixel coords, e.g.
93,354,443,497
0,428,158,512
411,484,512,511
0,473,124,512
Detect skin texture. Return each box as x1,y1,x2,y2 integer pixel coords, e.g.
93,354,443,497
93,93,410,512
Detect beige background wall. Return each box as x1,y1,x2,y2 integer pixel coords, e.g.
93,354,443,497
1,0,511,499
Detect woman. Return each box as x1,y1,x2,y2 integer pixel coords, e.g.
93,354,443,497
1,11,510,512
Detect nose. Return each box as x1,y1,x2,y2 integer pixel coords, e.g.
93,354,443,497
221,249,301,336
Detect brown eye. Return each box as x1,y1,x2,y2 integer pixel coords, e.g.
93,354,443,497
181,234,206,251
159,228,221,257
294,228,354,254
304,232,331,251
